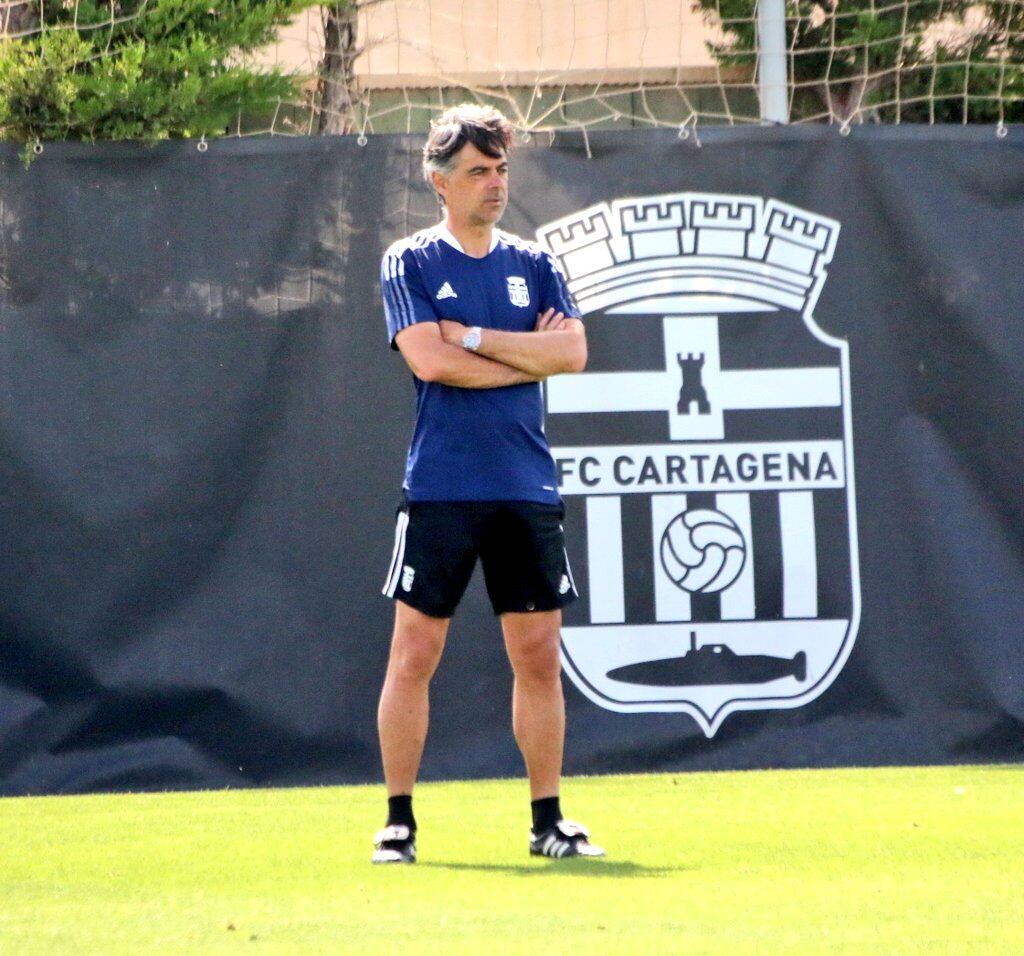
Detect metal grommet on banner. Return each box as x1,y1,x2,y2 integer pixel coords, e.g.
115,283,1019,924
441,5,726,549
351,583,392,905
197,135,208,153
996,122,1008,139
32,138,43,155
357,133,368,147
838,122,852,138
521,130,532,144
677,118,702,148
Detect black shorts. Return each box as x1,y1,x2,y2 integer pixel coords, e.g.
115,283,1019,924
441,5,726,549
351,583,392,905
381,498,579,618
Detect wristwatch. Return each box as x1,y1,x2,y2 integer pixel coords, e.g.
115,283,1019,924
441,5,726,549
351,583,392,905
461,326,482,351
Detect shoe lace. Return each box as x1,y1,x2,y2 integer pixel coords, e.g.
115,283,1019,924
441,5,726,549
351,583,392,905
554,819,590,840
374,824,411,847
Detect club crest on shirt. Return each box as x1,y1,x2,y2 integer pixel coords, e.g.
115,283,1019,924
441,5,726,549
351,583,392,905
507,276,530,307
536,192,860,738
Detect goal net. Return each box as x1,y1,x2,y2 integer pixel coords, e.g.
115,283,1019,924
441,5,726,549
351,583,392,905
2,0,1022,144
269,0,1024,135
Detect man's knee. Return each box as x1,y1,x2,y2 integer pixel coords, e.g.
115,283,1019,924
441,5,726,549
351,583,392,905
387,602,448,683
504,612,562,685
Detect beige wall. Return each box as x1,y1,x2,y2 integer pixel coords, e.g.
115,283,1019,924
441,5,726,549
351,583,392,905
258,1,723,86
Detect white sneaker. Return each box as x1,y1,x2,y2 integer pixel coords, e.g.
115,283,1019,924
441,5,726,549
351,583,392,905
371,824,416,864
530,819,606,858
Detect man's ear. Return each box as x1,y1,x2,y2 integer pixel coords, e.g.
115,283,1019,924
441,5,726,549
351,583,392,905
431,170,447,203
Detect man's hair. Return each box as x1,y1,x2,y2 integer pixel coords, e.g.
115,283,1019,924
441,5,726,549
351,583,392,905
422,104,514,200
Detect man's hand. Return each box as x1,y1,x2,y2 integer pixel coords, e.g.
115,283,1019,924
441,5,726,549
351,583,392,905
535,307,567,331
439,319,468,346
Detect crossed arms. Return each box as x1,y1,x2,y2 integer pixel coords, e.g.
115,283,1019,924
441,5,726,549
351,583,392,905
393,308,587,388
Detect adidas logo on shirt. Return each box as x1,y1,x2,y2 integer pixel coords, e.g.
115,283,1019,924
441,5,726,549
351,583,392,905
436,281,458,300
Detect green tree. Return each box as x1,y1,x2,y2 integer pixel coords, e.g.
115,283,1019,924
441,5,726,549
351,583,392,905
694,0,1024,123
0,0,322,162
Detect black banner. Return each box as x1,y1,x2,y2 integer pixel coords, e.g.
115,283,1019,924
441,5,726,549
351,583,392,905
1,127,1022,795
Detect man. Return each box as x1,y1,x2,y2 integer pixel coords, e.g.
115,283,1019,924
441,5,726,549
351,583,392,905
373,104,604,864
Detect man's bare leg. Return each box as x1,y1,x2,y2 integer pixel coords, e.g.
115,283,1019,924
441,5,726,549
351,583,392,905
501,609,564,800
378,600,449,797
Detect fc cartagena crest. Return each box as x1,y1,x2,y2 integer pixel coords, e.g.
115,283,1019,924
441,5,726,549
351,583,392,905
536,193,860,737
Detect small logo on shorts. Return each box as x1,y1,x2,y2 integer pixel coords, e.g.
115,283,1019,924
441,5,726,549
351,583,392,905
559,574,571,594
401,565,416,591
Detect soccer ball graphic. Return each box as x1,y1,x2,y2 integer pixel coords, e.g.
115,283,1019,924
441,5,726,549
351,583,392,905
659,509,747,594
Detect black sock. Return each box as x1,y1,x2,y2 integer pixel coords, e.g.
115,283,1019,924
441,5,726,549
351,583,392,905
386,794,416,834
531,796,562,833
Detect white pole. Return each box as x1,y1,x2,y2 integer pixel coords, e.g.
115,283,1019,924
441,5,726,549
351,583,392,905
757,0,789,123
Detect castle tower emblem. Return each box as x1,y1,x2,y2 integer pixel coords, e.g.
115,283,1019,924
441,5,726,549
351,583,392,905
677,352,710,416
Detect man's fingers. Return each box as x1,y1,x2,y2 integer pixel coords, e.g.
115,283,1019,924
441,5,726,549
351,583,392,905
536,308,566,332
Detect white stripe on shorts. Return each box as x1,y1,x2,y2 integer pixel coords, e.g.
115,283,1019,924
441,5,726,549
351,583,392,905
563,547,579,597
382,510,409,597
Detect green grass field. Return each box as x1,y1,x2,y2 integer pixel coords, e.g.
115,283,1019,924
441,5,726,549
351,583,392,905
1,764,1021,954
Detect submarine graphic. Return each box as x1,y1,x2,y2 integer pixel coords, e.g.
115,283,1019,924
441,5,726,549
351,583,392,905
607,631,807,687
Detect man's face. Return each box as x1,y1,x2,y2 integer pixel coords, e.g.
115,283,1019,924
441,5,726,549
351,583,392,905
433,141,508,226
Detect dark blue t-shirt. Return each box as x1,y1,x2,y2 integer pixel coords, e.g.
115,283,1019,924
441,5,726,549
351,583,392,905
381,223,580,503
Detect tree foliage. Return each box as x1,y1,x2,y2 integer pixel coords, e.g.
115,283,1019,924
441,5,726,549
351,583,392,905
0,0,322,161
695,0,1024,122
